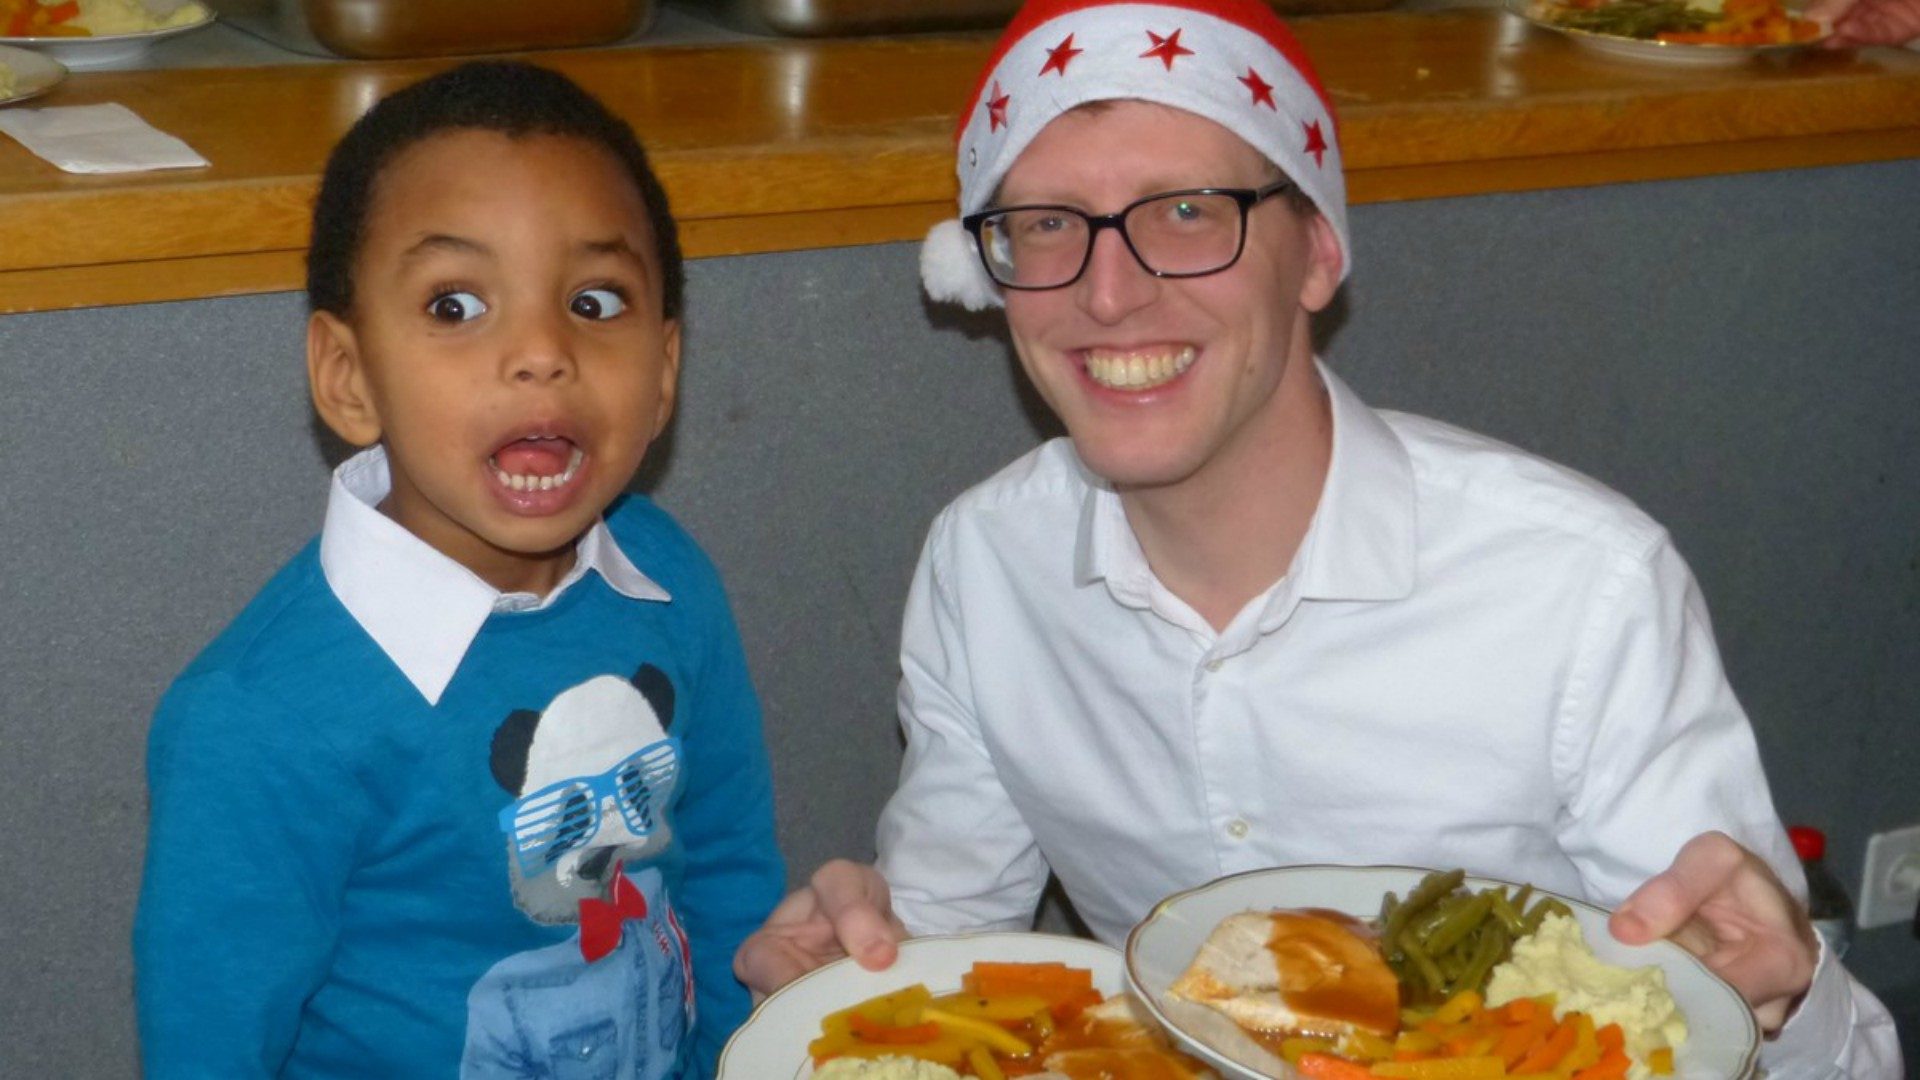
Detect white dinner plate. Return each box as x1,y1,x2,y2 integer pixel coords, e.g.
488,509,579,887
1508,0,1827,66
0,2,215,69
718,931,1125,1080
1126,864,1761,1080
0,43,66,106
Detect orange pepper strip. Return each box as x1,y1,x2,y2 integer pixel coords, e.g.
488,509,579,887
1493,1013,1552,1068
1500,997,1542,1024
1595,1024,1626,1056
967,961,1103,1020
1293,1052,1377,1080
846,1012,942,1044
1572,1046,1633,1080
1512,1017,1579,1073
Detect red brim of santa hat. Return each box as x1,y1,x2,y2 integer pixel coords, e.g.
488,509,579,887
920,0,1351,310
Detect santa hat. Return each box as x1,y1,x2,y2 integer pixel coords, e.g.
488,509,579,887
920,0,1349,310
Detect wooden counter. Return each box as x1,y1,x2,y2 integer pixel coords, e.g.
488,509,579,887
3,9,1918,314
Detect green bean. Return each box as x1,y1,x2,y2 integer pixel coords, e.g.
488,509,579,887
1489,889,1526,934
1455,919,1510,994
1384,869,1464,944
1378,869,1580,1004
1398,928,1447,996
1521,896,1574,934
1424,891,1495,956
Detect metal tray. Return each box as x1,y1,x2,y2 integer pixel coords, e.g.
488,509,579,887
673,0,1015,37
675,0,1395,38
205,0,656,59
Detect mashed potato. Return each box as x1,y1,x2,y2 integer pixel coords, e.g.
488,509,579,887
1485,913,1687,1079
810,1058,965,1080
71,0,206,35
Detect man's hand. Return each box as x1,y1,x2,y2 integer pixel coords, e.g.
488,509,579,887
734,860,909,996
1806,0,1920,47
1610,831,1818,1032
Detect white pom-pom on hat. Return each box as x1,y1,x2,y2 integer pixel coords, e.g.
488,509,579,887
920,218,1004,311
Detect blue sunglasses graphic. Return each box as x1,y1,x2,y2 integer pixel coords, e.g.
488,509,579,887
497,736,681,876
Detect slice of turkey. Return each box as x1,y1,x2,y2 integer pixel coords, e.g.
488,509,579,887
1167,909,1400,1041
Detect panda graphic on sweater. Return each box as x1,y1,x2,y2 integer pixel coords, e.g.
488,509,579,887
462,664,696,1080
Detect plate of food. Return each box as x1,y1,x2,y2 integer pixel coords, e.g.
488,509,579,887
0,0,215,68
1126,864,1761,1080
1511,0,1827,65
0,41,65,105
719,930,1221,1079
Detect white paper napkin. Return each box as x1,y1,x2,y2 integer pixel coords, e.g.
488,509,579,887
0,102,209,174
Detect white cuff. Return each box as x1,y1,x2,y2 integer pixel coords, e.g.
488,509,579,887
1758,933,1904,1079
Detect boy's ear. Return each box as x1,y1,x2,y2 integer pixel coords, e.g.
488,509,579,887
307,310,383,447
651,319,682,441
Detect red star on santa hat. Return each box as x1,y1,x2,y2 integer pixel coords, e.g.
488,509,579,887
1303,119,1328,167
1040,33,1082,76
1239,68,1276,110
986,81,1010,132
1140,28,1195,71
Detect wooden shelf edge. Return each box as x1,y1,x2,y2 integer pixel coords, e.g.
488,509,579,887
4,131,1915,315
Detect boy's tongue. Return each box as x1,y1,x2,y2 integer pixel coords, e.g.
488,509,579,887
493,438,572,477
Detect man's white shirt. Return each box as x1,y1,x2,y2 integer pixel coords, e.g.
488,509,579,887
876,362,1900,1078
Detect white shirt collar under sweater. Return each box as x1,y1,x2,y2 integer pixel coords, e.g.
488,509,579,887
1073,360,1418,650
318,446,669,705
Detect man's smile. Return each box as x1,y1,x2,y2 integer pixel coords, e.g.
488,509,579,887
1083,344,1197,392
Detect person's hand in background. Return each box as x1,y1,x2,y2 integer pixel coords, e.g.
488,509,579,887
1806,0,1920,47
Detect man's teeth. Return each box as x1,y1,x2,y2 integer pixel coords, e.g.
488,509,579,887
1085,346,1196,391
492,446,584,492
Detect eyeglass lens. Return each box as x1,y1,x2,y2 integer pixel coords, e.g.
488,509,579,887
980,191,1248,289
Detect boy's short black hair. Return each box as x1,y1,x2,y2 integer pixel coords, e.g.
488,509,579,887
307,61,683,321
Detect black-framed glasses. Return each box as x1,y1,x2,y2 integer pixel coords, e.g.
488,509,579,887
962,180,1296,291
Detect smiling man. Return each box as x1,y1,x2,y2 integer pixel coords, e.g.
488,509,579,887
735,0,1901,1074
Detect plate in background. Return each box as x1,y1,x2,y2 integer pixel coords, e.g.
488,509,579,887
1510,0,1827,65
0,43,67,106
1,2,215,69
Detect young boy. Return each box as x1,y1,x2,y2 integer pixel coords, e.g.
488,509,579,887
133,62,784,1078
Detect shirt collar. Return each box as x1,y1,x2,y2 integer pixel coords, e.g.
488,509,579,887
1075,359,1417,624
318,447,669,705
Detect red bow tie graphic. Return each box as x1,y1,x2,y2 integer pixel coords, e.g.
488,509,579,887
578,865,649,963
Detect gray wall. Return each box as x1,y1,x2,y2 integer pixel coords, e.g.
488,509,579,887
1,159,1914,1074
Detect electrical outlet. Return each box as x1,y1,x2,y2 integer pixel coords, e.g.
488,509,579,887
1857,824,1920,929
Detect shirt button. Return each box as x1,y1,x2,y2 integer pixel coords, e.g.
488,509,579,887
1205,658,1224,672
1226,818,1250,839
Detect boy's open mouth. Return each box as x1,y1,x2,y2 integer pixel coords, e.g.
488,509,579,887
1084,345,1196,392
489,435,584,493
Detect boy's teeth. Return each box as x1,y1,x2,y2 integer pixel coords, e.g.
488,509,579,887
1085,346,1196,391
492,446,584,492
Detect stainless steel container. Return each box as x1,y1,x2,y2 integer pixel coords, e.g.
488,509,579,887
205,0,657,59
674,0,1393,38
675,0,1018,37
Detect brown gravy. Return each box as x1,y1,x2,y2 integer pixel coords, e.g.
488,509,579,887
1262,908,1401,1036
1021,1012,1211,1079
